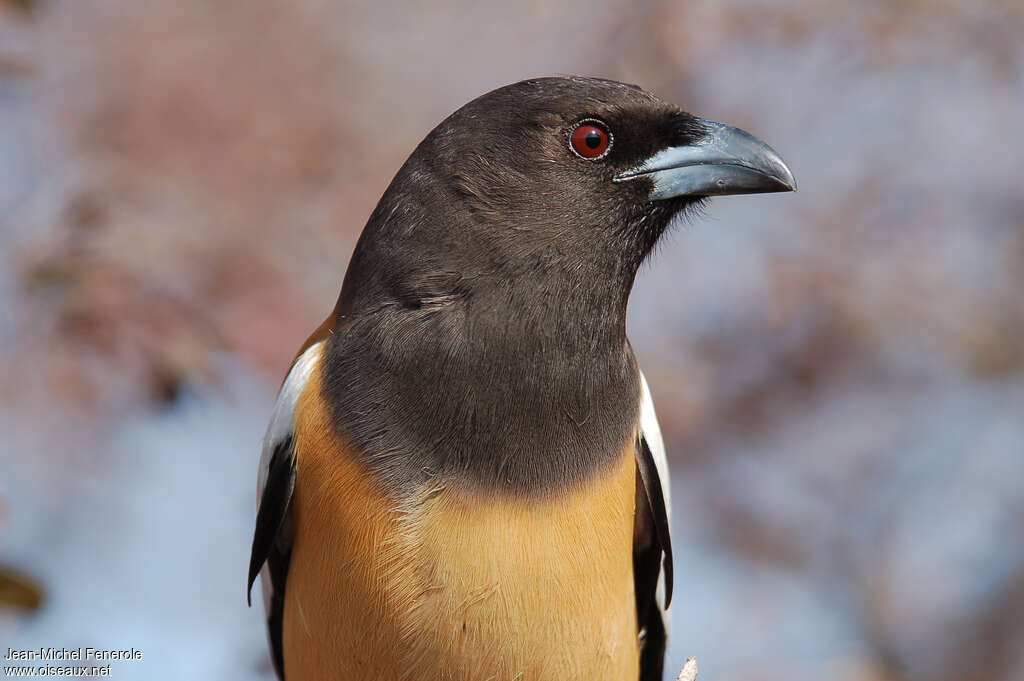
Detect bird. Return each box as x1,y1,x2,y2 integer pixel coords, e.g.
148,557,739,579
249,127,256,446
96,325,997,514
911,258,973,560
247,76,795,681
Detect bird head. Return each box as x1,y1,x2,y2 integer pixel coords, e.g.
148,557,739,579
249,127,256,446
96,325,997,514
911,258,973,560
419,77,794,261
338,76,795,331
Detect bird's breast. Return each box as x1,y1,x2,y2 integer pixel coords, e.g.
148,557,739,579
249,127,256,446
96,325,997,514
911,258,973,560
283,368,640,680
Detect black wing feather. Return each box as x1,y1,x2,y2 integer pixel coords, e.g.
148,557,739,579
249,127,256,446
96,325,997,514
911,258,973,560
636,434,673,607
635,433,673,681
263,543,291,679
247,436,296,680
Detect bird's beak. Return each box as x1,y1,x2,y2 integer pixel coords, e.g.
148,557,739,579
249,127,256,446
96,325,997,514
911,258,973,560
614,119,796,199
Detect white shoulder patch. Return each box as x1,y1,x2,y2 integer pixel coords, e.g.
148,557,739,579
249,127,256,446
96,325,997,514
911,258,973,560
257,341,324,497
639,370,672,627
639,371,670,520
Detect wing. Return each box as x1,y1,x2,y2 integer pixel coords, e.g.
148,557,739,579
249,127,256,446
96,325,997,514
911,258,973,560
634,371,673,681
247,341,324,680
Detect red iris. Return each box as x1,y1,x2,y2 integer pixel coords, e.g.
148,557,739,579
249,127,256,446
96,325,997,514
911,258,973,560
570,122,610,159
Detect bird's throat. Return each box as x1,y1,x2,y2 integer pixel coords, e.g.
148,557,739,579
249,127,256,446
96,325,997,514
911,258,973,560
320,286,641,498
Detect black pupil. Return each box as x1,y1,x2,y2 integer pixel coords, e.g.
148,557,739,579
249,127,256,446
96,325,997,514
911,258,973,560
584,129,602,149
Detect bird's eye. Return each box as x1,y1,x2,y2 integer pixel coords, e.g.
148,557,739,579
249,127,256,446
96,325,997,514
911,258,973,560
569,120,612,159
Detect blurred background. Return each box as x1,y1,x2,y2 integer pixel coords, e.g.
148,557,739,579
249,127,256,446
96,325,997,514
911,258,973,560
1,0,1022,679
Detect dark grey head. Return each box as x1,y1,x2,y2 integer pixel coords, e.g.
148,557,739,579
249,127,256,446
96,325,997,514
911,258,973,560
338,77,794,320
324,77,795,493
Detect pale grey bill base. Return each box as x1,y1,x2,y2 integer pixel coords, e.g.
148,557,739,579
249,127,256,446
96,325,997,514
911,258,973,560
613,119,796,199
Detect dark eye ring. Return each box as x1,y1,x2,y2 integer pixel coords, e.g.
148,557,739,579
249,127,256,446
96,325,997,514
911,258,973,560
569,119,612,159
